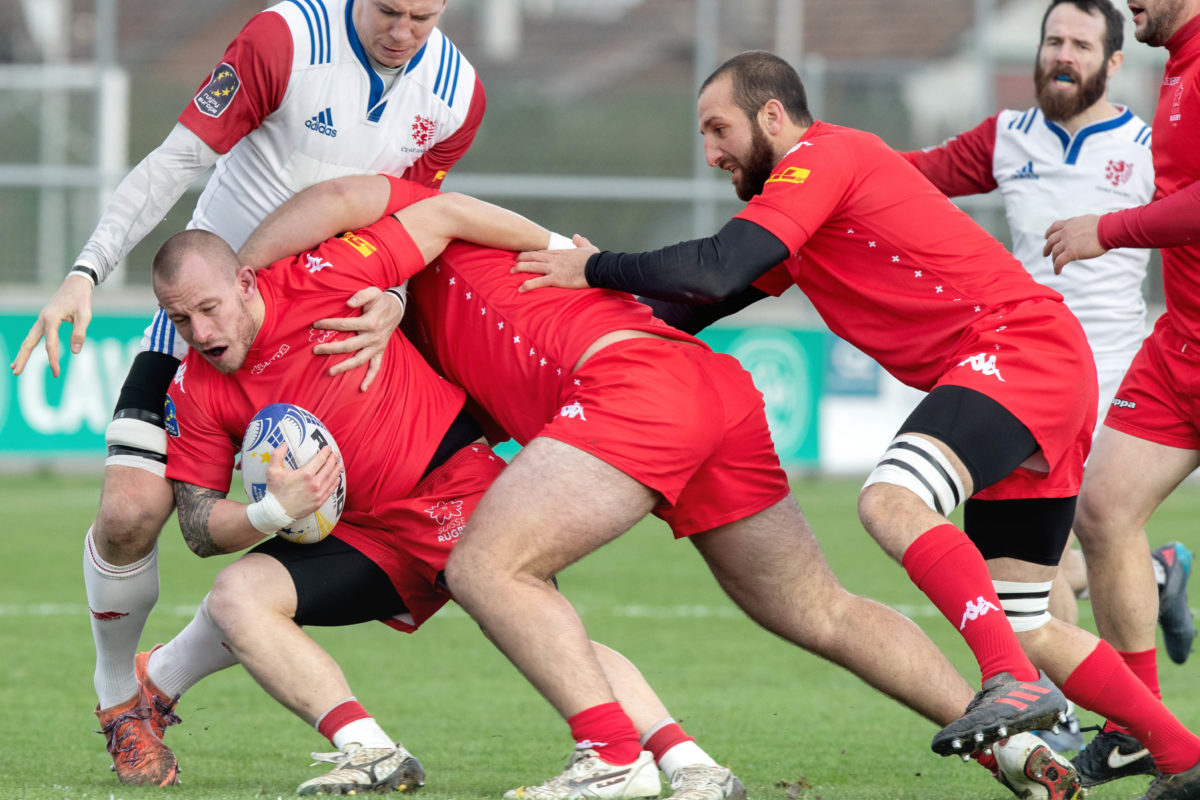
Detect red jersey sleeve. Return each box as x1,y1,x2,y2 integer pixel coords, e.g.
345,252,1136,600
383,175,442,215
735,139,853,251
1098,180,1200,249
177,11,291,155
327,216,429,286
900,115,999,197
402,77,487,188
165,374,237,493
752,264,795,297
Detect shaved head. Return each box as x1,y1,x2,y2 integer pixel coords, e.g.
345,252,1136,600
152,229,240,290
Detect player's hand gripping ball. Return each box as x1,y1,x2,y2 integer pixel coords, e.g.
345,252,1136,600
241,403,346,543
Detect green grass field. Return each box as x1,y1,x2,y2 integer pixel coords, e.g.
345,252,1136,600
4,473,1198,800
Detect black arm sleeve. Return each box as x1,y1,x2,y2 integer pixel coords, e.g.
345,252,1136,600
583,218,790,303
641,286,771,335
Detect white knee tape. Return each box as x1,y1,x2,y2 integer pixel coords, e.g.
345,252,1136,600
105,416,168,476
862,434,965,516
106,416,168,456
993,580,1053,632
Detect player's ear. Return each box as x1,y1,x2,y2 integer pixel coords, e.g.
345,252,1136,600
759,98,786,136
235,265,258,299
1106,49,1124,78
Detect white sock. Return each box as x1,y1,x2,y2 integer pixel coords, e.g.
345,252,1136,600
1153,557,1167,587
147,594,238,699
657,741,718,781
331,717,395,751
84,526,159,708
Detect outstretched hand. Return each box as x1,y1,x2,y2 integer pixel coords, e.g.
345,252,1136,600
513,235,598,293
10,273,95,377
311,287,404,391
1043,214,1105,274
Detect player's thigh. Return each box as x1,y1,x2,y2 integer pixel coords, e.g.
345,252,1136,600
1075,425,1200,539
451,436,659,580
690,494,841,619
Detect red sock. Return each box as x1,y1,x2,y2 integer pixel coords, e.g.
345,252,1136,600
902,524,1037,683
316,699,370,743
568,703,643,765
643,722,694,762
1119,648,1162,699
1063,641,1200,773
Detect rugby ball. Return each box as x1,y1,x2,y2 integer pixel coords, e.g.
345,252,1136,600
241,403,346,544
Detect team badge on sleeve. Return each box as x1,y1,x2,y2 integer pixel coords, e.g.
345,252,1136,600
194,62,241,118
163,395,181,438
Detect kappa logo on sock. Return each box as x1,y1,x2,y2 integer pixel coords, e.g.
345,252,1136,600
959,596,1000,630
90,608,131,621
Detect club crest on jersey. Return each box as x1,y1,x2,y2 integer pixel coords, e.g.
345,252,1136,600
412,114,436,148
163,395,180,438
766,166,811,185
194,62,240,118
1105,159,1133,187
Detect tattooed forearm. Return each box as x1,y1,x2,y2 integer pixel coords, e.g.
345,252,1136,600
172,481,231,557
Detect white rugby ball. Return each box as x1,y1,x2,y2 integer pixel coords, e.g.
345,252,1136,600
241,403,346,544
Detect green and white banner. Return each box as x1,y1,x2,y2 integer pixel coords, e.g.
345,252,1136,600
0,313,825,468
0,313,145,457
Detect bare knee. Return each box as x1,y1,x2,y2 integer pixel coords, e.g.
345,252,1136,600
208,555,293,633
94,467,176,562
1072,490,1131,552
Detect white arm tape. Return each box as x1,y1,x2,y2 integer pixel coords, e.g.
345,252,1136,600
246,491,296,535
384,281,409,312
75,123,221,284
547,232,575,250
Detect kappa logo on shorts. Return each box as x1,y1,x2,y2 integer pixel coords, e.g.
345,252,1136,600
958,352,1006,382
559,401,587,421
1111,397,1137,409
960,595,1001,629
193,62,240,118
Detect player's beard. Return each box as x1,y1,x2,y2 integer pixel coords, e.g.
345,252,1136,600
1035,59,1107,123
1136,0,1187,46
732,121,778,201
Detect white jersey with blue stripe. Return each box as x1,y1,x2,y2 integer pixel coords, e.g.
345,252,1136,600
189,0,478,252
992,105,1154,367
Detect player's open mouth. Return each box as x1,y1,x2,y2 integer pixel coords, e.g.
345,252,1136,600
206,346,228,359
1129,2,1145,22
1054,73,1076,86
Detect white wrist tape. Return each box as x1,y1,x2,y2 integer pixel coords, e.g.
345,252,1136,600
547,232,575,250
246,491,296,534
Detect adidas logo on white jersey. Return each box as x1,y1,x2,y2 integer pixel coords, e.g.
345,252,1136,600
1010,160,1038,180
305,107,338,138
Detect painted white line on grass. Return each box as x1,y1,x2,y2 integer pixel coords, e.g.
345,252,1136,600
0,601,953,619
